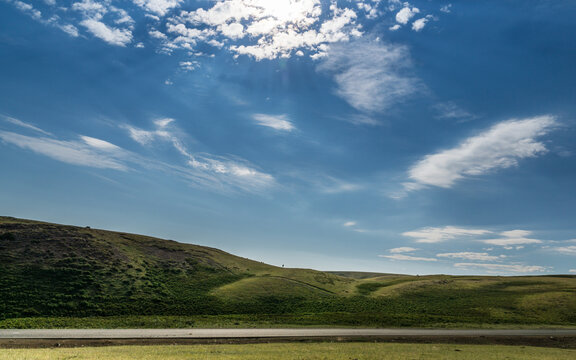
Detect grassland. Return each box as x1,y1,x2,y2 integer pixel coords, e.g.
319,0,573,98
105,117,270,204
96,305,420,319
1,343,576,360
1,216,576,329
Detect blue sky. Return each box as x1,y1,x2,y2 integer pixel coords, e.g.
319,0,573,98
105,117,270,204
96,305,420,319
1,0,576,275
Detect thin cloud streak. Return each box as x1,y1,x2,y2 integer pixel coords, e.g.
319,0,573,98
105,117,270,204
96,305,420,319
1,115,53,136
0,130,129,171
454,263,546,274
379,254,437,262
402,226,491,243
437,252,505,261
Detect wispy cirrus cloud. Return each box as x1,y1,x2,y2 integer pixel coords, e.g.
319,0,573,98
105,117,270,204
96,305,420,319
317,41,419,118
0,116,275,195
252,114,295,132
437,252,505,261
389,247,418,253
379,245,436,262
482,230,543,247
549,246,576,255
454,263,546,274
379,254,437,262
124,118,275,193
1,115,53,136
4,0,80,37
433,102,475,121
0,130,129,171
403,116,557,192
402,226,491,243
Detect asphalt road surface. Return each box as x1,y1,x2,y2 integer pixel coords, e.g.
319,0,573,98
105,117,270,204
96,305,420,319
2,328,576,339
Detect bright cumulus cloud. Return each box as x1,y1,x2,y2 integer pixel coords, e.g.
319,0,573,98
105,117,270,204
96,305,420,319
160,0,364,59
5,0,440,59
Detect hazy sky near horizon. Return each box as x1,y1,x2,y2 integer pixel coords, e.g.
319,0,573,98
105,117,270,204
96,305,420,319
1,0,576,275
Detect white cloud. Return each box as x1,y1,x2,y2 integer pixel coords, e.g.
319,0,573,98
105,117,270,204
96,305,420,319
71,0,134,46
389,24,401,31
0,131,128,170
220,22,245,40
252,114,295,132
569,269,576,273
482,230,542,246
13,1,42,20
59,24,79,37
402,226,491,243
411,17,428,32
80,135,121,151
166,0,364,60
440,4,452,13
389,247,418,253
318,41,418,114
379,254,437,262
149,29,168,39
344,114,381,126
179,61,199,72
311,175,362,194
550,246,576,255
71,0,107,20
437,252,505,261
186,153,275,193
133,0,182,16
80,19,133,46
406,116,557,189
395,6,419,25
1,115,53,136
454,263,546,274
343,221,357,227
8,0,80,37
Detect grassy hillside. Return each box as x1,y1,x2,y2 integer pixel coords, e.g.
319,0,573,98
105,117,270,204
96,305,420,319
1,216,576,328
0,216,351,319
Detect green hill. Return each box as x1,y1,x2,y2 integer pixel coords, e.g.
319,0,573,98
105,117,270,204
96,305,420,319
1,216,576,328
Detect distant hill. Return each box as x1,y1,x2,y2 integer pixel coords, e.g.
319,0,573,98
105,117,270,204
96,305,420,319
327,271,404,279
1,216,576,328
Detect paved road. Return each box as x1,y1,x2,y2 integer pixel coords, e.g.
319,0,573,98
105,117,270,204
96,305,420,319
2,328,576,339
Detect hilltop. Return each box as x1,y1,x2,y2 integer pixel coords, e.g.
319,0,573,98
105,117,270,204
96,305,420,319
1,216,575,328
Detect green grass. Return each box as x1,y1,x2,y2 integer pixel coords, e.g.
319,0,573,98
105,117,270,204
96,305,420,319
1,216,576,329
1,343,575,360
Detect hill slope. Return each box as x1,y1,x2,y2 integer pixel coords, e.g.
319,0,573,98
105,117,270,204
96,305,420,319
1,216,576,328
0,216,353,319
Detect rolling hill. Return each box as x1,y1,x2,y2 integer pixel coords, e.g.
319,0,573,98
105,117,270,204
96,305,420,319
1,216,575,328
